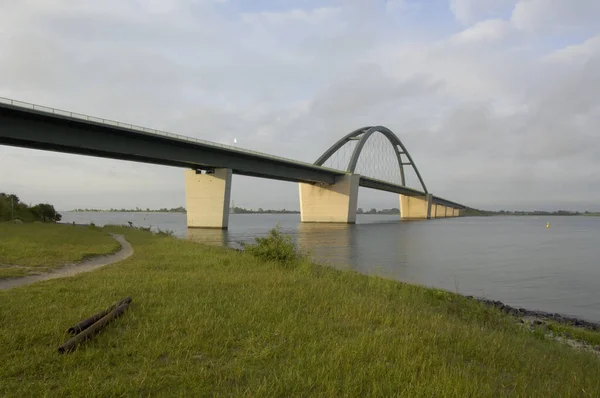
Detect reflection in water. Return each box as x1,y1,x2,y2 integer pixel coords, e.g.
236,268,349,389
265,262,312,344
296,223,355,270
186,228,227,246
295,221,434,281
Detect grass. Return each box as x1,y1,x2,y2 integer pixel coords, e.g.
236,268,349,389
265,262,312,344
0,223,119,279
0,266,32,279
546,322,600,346
1,224,600,396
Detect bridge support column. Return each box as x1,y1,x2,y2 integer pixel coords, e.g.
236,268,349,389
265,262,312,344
184,168,232,229
400,194,432,220
433,204,446,218
452,208,459,217
299,174,360,223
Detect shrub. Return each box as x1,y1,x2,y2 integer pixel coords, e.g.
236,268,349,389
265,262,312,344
30,203,62,222
157,228,174,237
242,225,302,267
0,193,61,222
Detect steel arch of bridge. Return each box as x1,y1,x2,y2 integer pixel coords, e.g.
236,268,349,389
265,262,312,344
314,126,428,193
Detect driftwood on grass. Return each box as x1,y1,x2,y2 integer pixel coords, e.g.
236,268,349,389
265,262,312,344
67,296,132,335
59,301,130,354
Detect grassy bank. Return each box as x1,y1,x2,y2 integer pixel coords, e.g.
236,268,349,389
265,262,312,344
1,225,599,396
0,223,120,279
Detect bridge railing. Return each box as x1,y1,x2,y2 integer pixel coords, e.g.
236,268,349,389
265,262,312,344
0,96,342,173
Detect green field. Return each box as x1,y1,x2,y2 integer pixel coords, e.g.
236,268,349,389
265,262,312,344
0,223,119,279
1,224,599,396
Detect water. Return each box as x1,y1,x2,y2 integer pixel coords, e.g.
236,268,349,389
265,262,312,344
61,212,600,322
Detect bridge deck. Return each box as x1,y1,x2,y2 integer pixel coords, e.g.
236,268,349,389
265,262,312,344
0,98,465,209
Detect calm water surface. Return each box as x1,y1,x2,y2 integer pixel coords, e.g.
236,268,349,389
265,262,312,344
61,212,600,322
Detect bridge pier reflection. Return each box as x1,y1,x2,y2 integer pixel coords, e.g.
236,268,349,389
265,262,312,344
186,227,228,246
296,222,357,270
295,221,426,281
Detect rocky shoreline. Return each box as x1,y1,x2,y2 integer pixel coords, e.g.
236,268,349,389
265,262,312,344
469,296,600,331
465,296,600,355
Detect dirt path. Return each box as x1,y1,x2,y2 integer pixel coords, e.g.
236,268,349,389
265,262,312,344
0,234,133,291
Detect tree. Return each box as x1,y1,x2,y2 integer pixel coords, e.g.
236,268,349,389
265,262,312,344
31,203,62,222
356,208,364,214
7,194,20,204
367,208,377,214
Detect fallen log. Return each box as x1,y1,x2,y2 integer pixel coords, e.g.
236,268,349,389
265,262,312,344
59,302,130,354
67,296,132,335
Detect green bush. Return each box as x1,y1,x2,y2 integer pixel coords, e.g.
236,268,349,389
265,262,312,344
0,193,61,222
242,225,302,267
156,228,174,237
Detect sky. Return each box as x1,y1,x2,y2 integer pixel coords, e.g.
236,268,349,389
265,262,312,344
1,0,599,212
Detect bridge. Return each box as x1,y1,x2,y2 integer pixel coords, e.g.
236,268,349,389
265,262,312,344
0,97,466,229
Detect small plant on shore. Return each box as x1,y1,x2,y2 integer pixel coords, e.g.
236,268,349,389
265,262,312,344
135,225,152,233
156,228,174,237
242,225,302,267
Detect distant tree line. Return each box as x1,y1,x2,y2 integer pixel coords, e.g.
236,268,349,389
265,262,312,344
68,204,599,217
0,193,62,222
463,208,588,216
231,207,300,214
357,208,400,215
72,206,187,213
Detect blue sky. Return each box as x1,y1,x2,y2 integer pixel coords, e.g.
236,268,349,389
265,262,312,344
1,0,600,211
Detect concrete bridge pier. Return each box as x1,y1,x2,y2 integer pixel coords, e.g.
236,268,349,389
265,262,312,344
431,205,462,218
434,204,447,218
400,194,432,220
299,174,360,223
184,168,232,229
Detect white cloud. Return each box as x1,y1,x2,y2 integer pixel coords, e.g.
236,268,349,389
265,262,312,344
450,19,513,44
241,7,341,26
385,0,406,13
545,34,600,63
450,0,516,25
511,0,600,33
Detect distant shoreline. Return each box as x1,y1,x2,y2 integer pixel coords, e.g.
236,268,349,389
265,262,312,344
64,210,408,215
64,210,599,217
68,210,186,213
64,210,600,217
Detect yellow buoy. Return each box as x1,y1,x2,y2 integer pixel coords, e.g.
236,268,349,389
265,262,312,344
546,222,550,228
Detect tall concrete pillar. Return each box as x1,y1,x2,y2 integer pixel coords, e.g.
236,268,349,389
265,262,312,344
184,168,232,229
453,208,460,217
435,204,446,218
299,174,360,223
400,194,432,220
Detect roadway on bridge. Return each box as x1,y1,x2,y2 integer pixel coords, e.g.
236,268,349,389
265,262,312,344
0,98,464,209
